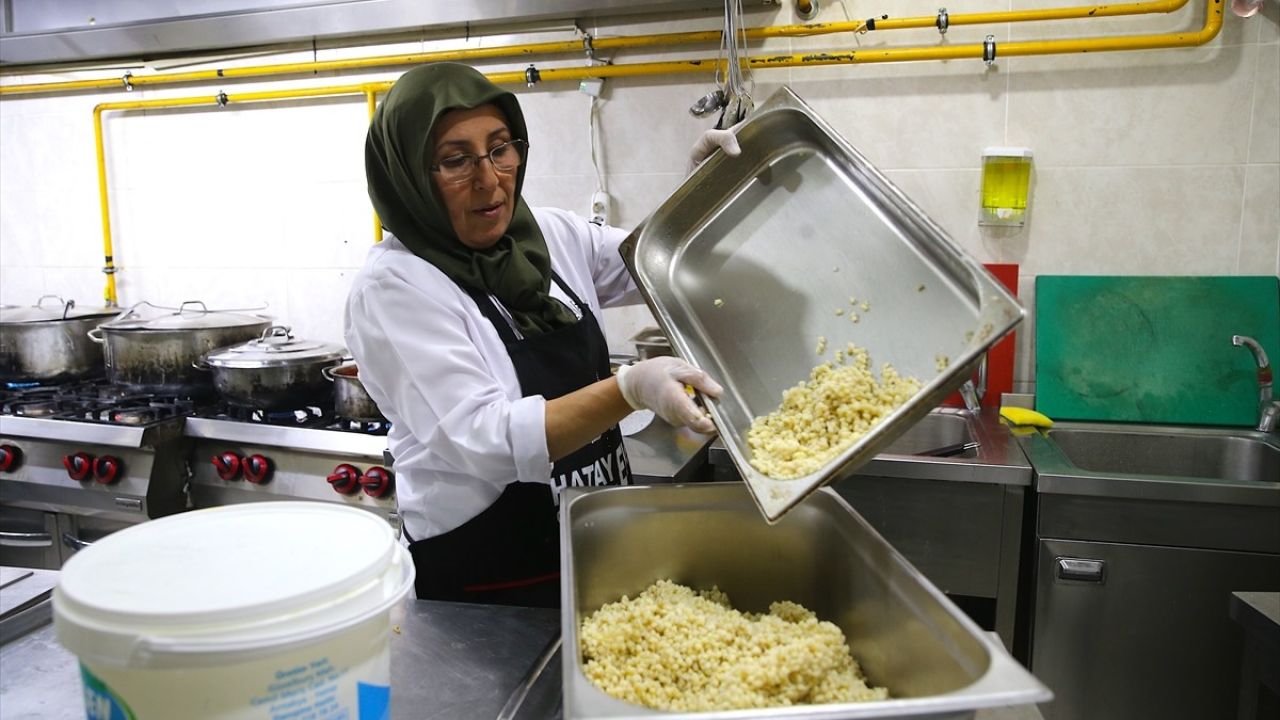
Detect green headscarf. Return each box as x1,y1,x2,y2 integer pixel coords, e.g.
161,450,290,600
365,63,576,336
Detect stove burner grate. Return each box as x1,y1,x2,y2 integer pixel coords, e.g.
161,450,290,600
215,403,334,428
334,417,392,436
0,381,197,426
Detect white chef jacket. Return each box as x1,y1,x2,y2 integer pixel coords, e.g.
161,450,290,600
344,207,638,541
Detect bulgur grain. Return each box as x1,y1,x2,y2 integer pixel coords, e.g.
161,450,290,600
579,580,888,712
746,345,921,479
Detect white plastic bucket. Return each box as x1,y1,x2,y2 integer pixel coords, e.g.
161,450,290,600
54,501,414,720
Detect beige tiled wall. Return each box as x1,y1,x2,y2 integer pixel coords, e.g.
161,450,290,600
1,1,1277,397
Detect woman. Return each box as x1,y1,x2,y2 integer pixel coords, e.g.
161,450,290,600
345,63,732,607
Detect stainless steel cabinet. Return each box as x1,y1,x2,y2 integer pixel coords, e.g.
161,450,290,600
0,506,59,569
1033,538,1280,720
835,475,1028,653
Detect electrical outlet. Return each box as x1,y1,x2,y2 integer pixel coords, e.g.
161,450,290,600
579,77,604,98
590,191,609,226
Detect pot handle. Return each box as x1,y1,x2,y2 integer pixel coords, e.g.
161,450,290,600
36,294,75,319
322,365,339,382
192,357,211,371
86,327,105,344
260,325,292,341
178,300,209,315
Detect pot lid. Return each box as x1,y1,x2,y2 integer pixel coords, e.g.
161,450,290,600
204,326,347,368
0,296,121,324
103,301,272,331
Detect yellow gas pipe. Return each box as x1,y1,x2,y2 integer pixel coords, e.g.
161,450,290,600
89,0,1220,306
2,0,1193,97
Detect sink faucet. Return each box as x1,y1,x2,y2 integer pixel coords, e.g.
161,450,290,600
959,355,988,414
1232,335,1280,432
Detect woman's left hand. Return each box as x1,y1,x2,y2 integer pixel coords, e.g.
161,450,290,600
616,357,723,434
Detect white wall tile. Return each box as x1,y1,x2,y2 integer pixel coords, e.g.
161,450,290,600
283,268,356,343
599,172,685,232
1259,2,1280,44
1015,166,1245,275
0,266,47,306
1239,163,1280,274
789,63,1006,171
1008,44,1258,167
1250,43,1280,163
882,169,991,261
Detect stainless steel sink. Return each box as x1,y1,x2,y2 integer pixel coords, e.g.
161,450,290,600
881,411,977,457
1016,421,1280,505
1046,427,1278,483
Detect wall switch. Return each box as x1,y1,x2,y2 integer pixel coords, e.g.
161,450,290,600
590,191,609,226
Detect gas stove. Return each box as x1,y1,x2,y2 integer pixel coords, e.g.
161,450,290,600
0,381,192,568
1,383,399,569
184,407,398,529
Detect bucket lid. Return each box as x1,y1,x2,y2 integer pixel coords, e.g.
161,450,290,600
204,325,347,369
0,296,120,324
54,502,414,669
102,300,272,332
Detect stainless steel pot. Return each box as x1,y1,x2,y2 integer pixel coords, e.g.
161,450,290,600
199,326,346,409
88,301,273,398
323,362,386,421
0,296,120,383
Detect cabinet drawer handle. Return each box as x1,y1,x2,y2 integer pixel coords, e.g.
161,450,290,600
0,531,53,548
1056,557,1105,583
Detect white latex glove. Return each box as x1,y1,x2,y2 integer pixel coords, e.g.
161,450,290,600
686,127,742,175
616,357,723,434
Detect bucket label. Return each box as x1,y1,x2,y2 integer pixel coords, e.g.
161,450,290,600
250,656,359,720
357,682,390,720
80,664,136,720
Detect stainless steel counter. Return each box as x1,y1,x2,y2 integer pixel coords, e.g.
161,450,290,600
0,595,1046,720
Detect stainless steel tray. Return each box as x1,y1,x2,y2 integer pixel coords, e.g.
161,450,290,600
559,483,1051,719
619,87,1023,522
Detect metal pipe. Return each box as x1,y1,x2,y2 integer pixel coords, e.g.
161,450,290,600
87,0,1220,303
367,89,382,244
2,0,1192,97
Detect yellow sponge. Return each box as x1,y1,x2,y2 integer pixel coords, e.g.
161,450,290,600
1000,406,1054,428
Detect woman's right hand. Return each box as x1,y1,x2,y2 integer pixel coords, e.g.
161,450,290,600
616,357,723,434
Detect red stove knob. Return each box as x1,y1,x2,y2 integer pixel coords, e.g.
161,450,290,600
244,454,272,484
211,451,243,481
327,463,361,495
63,452,93,481
359,466,393,498
92,455,123,485
0,444,21,472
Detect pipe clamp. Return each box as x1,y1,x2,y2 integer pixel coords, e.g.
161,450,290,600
215,91,229,107
524,65,541,87
983,35,997,66
121,72,134,91
936,8,950,35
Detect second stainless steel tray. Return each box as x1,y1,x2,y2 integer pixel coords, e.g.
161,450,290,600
620,86,1022,522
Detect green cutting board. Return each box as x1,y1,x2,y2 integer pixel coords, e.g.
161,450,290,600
1036,276,1280,426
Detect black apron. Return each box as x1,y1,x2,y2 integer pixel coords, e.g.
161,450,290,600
406,270,631,607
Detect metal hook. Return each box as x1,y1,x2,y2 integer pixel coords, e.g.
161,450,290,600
936,8,950,35
121,71,134,91
983,34,997,66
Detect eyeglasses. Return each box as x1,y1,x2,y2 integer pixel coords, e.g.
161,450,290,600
429,139,528,185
